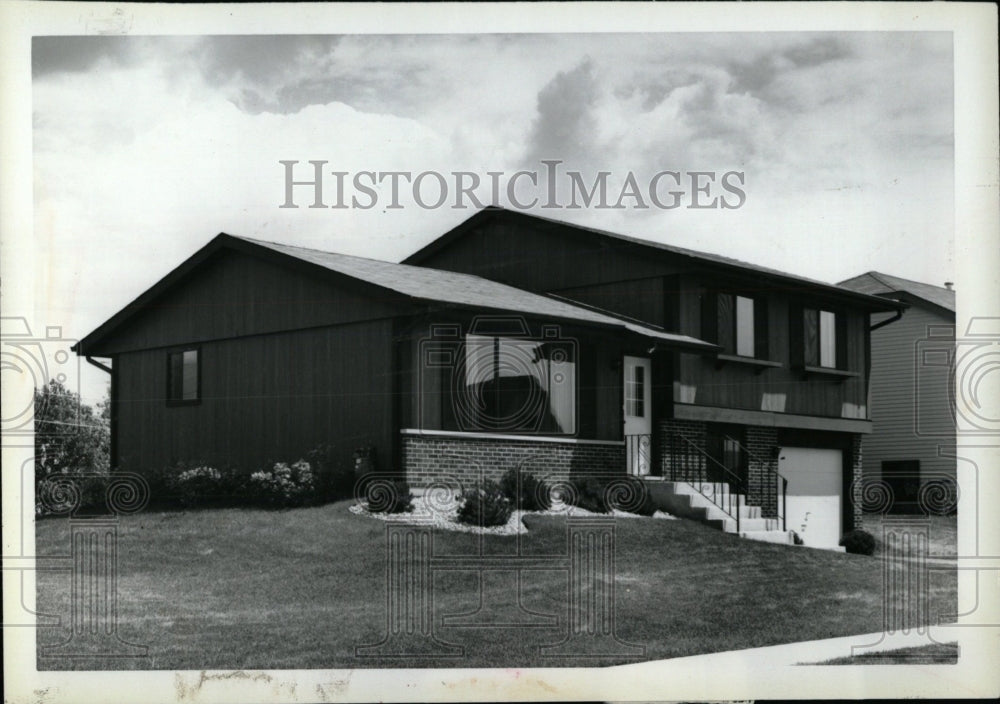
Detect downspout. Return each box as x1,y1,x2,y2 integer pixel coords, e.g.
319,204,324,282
864,305,904,429
869,308,903,332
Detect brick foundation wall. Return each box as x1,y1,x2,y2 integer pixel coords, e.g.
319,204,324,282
746,426,779,517
850,433,864,531
657,419,707,479
401,432,625,490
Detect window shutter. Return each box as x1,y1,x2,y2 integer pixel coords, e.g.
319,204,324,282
717,292,735,354
836,312,849,370
700,289,718,344
789,302,804,368
754,295,769,360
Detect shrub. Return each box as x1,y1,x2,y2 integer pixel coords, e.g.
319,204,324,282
458,480,513,527
366,479,414,514
607,477,656,516
569,477,610,514
246,459,316,508
840,529,876,555
306,444,354,501
35,472,110,517
170,466,229,507
499,468,551,511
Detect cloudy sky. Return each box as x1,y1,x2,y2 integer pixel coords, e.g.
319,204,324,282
31,32,953,403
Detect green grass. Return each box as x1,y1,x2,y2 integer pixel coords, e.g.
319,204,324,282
35,502,957,669
863,512,957,558
814,642,959,665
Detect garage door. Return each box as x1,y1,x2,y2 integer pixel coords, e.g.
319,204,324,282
778,447,843,549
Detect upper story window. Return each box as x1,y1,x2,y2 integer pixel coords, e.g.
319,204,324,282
704,290,769,359
167,348,199,403
801,307,845,369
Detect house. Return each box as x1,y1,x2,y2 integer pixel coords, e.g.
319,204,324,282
838,271,956,513
73,208,903,549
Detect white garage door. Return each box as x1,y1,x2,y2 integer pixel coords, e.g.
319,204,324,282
778,447,843,549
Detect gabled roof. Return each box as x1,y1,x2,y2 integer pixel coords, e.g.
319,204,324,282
403,207,905,312
838,271,955,315
75,233,718,355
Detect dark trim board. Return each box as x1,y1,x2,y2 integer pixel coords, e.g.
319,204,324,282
672,403,873,434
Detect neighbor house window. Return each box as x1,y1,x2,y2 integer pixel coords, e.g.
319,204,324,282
457,334,576,434
706,291,768,358
167,349,199,402
803,308,840,368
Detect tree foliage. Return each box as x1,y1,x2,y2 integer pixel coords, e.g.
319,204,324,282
34,379,110,478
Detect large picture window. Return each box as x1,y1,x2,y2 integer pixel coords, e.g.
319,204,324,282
167,349,199,403
455,334,576,434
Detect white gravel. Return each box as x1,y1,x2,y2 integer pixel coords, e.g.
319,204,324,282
349,496,677,535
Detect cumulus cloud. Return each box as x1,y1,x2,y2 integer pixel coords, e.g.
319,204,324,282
31,31,954,404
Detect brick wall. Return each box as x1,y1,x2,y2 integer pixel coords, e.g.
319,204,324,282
657,419,707,479
850,433,864,531
746,426,779,517
401,432,625,489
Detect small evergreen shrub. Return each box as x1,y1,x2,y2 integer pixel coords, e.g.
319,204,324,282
569,477,610,514
458,480,513,527
840,529,876,555
499,468,551,511
246,459,316,508
607,477,656,516
366,479,414,514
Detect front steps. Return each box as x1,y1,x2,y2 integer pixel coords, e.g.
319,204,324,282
642,478,796,546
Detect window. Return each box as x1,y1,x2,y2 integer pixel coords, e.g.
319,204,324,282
167,349,199,402
625,363,645,417
457,334,576,434
705,290,768,358
803,308,839,368
736,295,756,357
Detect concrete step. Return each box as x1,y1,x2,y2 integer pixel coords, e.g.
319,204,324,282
642,479,794,545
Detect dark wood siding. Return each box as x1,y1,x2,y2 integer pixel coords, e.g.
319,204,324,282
414,217,683,293
115,318,396,477
675,282,869,419
553,277,667,329
95,249,402,355
414,219,874,424
864,304,956,481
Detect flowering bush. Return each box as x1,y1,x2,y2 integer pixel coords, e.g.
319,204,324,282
246,459,316,507
171,466,227,507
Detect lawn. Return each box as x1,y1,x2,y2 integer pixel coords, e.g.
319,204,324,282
35,501,957,669
863,512,957,558
814,642,959,665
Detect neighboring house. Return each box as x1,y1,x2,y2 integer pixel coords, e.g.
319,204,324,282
838,271,957,513
74,208,902,548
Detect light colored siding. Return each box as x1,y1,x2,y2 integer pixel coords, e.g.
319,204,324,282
865,304,956,482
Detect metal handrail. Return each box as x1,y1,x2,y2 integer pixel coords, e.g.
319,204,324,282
724,434,788,532
670,433,744,534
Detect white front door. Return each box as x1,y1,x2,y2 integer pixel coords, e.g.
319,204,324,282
779,447,843,549
623,356,652,476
